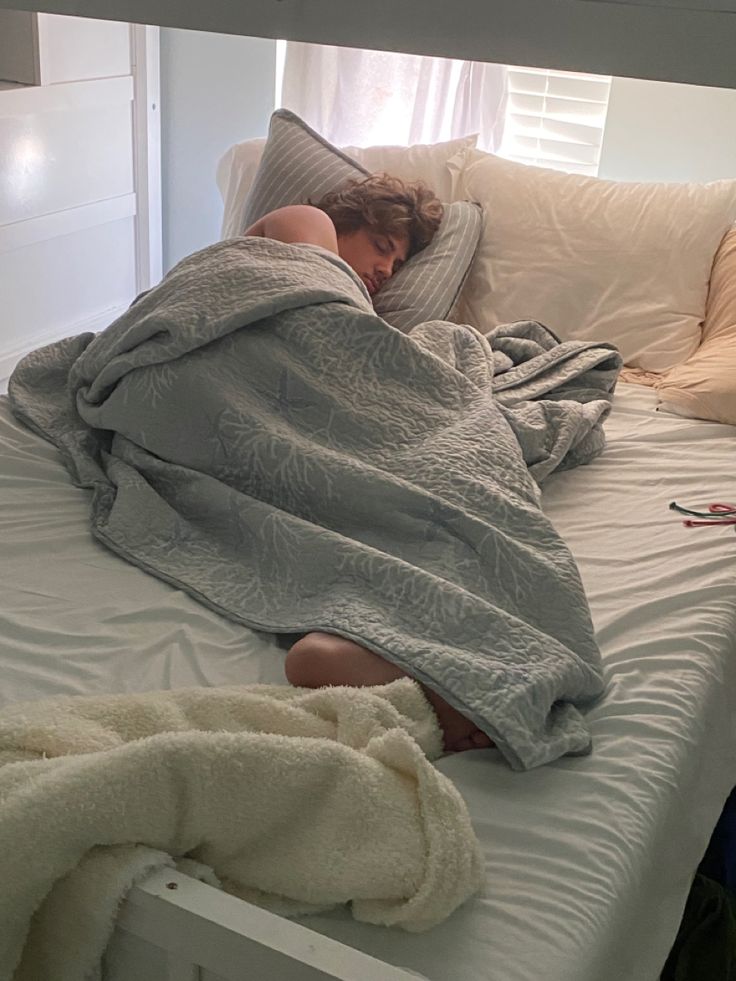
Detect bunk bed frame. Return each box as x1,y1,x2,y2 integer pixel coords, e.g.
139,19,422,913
1,1,734,978
2,0,736,89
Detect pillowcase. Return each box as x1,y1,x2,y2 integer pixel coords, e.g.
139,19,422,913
448,147,736,372
232,109,483,332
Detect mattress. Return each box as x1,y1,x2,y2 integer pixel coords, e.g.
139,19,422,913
1,382,735,981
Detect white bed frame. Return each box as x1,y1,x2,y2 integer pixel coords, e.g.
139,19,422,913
109,870,418,980
2,1,734,978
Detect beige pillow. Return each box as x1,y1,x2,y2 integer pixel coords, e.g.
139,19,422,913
449,147,736,372
653,227,736,425
216,132,476,240
344,136,477,201
216,137,266,239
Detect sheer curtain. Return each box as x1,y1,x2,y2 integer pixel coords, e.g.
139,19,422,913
280,42,508,151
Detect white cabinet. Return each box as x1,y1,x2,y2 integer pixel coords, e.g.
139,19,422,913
0,19,160,386
0,11,130,85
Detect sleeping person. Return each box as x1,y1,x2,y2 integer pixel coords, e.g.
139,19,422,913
246,175,494,754
244,173,442,299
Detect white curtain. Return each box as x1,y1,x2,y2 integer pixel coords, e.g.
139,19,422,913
280,42,508,151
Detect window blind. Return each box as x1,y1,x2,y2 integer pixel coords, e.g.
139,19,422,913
498,67,612,176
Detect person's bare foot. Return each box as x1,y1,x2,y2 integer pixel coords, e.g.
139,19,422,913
285,631,494,754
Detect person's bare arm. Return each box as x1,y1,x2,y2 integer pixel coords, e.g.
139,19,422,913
244,205,339,254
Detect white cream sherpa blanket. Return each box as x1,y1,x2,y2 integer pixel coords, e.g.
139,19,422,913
0,678,483,981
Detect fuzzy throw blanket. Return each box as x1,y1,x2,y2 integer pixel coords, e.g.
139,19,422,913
8,238,622,769
0,678,482,981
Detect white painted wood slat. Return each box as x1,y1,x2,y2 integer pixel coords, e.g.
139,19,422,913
499,66,612,174
0,74,133,116
2,0,735,89
117,870,424,981
0,194,136,253
131,24,162,291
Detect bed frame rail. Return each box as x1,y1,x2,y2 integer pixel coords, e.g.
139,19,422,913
111,869,424,981
1,0,736,89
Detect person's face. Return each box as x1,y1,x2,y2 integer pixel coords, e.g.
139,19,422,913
336,227,409,298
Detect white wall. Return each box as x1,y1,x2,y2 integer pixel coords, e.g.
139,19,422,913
599,75,736,183
160,29,276,272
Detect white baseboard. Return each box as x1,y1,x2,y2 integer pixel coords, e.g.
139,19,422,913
0,303,128,387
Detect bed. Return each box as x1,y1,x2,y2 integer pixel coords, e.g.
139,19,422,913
2,378,736,981
2,1,736,979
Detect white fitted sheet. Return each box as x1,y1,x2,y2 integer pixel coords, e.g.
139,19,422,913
1,383,735,981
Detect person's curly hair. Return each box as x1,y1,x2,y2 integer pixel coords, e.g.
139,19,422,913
312,174,443,259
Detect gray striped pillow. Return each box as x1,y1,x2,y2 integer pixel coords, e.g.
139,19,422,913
242,110,482,332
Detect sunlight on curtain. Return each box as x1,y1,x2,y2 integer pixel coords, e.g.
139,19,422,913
279,42,508,152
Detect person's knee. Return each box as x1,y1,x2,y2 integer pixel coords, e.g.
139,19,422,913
284,635,334,687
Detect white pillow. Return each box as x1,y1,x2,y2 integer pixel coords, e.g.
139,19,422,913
216,133,477,241
449,148,736,372
216,137,266,240
343,135,477,201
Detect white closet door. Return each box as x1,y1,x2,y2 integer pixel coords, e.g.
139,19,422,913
0,17,161,386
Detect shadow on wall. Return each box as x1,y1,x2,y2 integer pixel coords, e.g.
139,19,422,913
599,75,736,183
160,29,277,273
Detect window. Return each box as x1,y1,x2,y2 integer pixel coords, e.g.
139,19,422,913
498,67,612,176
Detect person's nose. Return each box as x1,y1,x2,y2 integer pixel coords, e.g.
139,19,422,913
375,256,393,282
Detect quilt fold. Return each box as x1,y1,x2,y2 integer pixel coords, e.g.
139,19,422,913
8,237,622,769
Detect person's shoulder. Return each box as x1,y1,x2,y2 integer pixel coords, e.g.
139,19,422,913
268,204,331,225
249,205,337,251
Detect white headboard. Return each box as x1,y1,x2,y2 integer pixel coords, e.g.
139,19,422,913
1,0,735,89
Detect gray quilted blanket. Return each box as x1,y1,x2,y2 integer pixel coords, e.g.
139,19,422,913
8,238,622,770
